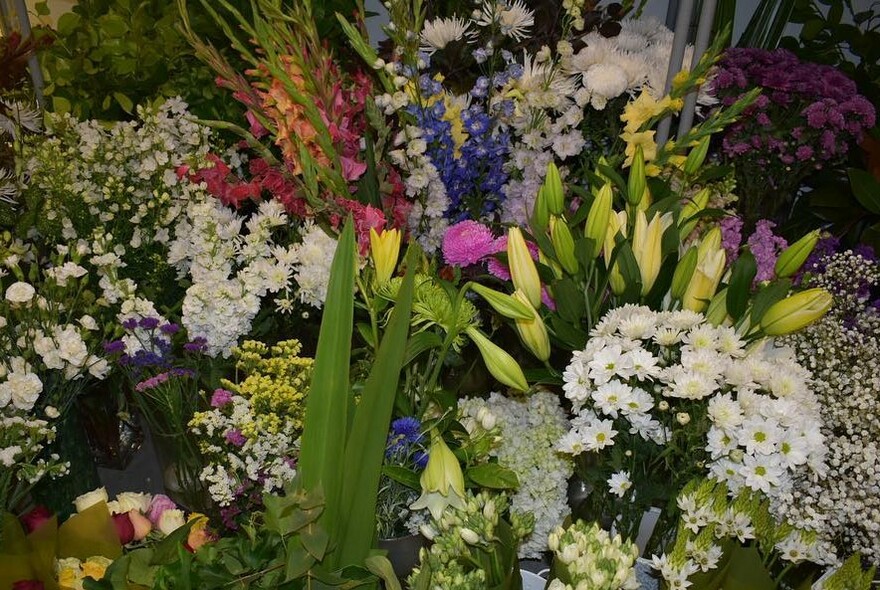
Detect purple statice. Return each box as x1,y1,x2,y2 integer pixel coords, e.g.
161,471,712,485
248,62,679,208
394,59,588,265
103,339,126,354
210,388,234,408
160,322,180,335
139,317,161,330
184,337,208,353
719,216,744,265
747,220,788,282
225,429,247,447
135,372,170,392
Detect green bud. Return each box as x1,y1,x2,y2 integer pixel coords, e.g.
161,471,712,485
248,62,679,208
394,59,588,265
670,246,698,301
544,162,565,215
469,283,535,320
684,136,711,176
627,144,647,206
678,187,711,240
466,327,529,392
584,183,613,259
774,229,820,278
532,185,549,232
705,288,729,326
549,216,578,274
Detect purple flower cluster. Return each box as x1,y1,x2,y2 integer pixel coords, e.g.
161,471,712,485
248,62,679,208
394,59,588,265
410,72,514,222
747,220,788,282
720,216,744,265
134,368,195,392
713,48,875,181
386,417,428,469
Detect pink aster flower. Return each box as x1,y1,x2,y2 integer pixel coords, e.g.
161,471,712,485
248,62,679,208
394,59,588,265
442,221,498,267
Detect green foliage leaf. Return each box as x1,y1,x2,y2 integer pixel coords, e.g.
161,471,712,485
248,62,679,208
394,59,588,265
301,524,330,561
382,464,420,489
113,92,134,114
553,277,586,323
750,279,792,325
848,168,880,215
284,545,316,581
466,463,520,489
726,251,758,320
363,555,402,590
56,12,82,35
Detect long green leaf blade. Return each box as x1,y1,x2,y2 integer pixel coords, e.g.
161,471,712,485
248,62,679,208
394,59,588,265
298,221,356,543
335,247,417,567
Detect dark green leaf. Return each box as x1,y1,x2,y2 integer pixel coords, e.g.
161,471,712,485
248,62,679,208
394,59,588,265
553,277,586,323
848,168,880,215
726,251,758,320
466,463,520,489
750,279,792,325
364,555,402,590
284,545,316,581
301,524,330,561
403,331,443,366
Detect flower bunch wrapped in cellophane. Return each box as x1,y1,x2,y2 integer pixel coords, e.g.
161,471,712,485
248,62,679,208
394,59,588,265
189,339,312,520
547,520,640,590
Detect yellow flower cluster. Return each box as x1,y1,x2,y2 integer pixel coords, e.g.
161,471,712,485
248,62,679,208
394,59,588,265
57,556,113,590
221,339,313,436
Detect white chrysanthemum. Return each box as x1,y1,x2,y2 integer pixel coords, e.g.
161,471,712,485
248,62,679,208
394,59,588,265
476,0,534,41
420,16,473,54
607,470,632,497
582,63,629,109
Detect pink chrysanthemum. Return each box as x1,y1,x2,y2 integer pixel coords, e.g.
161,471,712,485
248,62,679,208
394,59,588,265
486,235,540,280
442,221,498,267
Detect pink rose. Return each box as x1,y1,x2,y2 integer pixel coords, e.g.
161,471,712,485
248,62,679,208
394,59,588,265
147,494,177,525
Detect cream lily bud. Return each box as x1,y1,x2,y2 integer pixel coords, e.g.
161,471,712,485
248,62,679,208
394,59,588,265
698,227,722,257
670,245,698,301
507,227,542,309
705,288,729,326
409,430,467,521
466,326,529,391
604,211,628,296
460,528,481,545
760,288,833,336
585,183,613,259
682,248,726,312
684,136,711,175
532,185,550,232
775,229,820,278
469,283,535,320
544,162,565,215
679,188,711,239
549,216,578,274
632,211,671,296
511,290,551,362
627,144,647,206
369,227,401,285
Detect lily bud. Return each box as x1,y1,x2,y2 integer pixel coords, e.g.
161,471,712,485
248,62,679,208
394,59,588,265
697,227,722,259
670,246,698,301
544,162,564,215
511,290,551,362
604,211,628,296
679,188,711,239
682,249,726,312
705,288,729,326
410,430,467,520
469,283,534,320
684,136,711,176
532,185,550,232
627,145,647,206
585,183,613,259
775,229,819,278
369,227,401,285
760,288,833,336
549,216,578,274
507,227,542,309
466,326,529,391
632,211,672,296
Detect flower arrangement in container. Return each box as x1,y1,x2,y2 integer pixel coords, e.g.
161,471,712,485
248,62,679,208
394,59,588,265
711,47,876,228
556,304,826,552
777,245,880,566
190,339,312,526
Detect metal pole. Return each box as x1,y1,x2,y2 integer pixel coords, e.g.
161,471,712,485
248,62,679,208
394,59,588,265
665,0,681,29
676,1,718,139
656,0,695,149
10,0,45,106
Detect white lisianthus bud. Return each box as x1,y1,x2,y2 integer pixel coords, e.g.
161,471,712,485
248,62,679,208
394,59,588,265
676,412,691,425
658,401,670,411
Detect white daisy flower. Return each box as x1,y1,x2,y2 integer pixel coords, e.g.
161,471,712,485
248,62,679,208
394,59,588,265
607,470,632,497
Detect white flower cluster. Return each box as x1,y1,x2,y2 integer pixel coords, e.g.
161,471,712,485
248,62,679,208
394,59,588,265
168,199,297,357
191,393,298,507
653,478,837,590
547,520,640,590
0,413,67,485
289,221,338,309
777,251,880,564
558,305,825,500
459,390,573,558
571,18,713,110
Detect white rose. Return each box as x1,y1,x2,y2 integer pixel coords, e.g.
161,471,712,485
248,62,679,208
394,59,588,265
158,508,186,535
113,492,152,514
0,316,6,328
5,282,35,304
9,371,42,411
79,315,98,331
74,487,109,513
